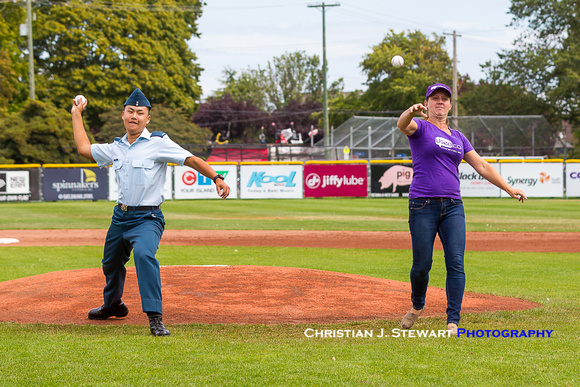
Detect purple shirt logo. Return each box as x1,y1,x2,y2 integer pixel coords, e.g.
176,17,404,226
435,137,462,154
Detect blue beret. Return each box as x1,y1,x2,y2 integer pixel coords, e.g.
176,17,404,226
124,88,151,108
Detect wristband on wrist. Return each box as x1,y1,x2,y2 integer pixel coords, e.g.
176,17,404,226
213,174,224,183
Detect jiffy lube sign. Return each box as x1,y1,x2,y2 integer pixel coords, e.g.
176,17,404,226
304,162,367,198
240,163,303,199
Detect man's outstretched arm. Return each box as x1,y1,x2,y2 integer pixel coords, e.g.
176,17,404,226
71,96,95,161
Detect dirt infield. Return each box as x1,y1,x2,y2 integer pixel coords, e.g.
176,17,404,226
2,229,579,252
0,229,569,326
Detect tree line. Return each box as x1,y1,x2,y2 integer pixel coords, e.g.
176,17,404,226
0,0,577,163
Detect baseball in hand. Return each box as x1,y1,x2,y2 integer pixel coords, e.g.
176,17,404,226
74,95,87,107
391,55,404,68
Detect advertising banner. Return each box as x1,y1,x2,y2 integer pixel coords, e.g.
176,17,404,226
109,166,173,202
240,164,303,199
565,162,580,197
500,162,564,197
369,162,413,197
459,162,501,197
0,170,31,202
43,167,108,201
174,164,238,199
304,163,367,198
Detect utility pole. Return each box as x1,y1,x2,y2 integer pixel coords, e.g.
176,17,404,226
443,30,461,123
308,2,339,156
26,0,35,100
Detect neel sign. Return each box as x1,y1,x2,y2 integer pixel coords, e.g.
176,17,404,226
240,164,303,199
304,164,367,198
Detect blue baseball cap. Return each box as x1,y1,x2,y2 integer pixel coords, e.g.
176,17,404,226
426,83,452,99
124,88,151,108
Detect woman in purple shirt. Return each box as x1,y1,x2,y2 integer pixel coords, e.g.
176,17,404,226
396,83,527,335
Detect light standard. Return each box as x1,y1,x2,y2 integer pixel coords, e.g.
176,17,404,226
308,2,339,157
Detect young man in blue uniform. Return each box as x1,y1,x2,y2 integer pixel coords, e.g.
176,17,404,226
71,89,230,336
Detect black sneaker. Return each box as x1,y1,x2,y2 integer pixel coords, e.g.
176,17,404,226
149,316,170,337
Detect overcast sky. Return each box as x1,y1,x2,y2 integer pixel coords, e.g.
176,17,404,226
191,0,521,99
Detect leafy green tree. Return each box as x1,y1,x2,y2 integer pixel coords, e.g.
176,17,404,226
263,51,323,110
0,3,27,109
330,88,430,130
485,0,579,155
328,90,371,129
97,105,211,145
359,30,452,112
0,50,17,110
30,0,203,130
0,100,90,164
218,67,269,111
217,51,342,112
214,51,342,140
460,82,552,116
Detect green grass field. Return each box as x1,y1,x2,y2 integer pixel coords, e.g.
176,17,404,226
0,198,579,386
1,197,579,232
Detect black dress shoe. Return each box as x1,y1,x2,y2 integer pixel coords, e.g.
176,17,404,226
149,316,170,336
88,300,129,320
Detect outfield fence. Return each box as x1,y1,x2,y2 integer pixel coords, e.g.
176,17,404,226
0,159,579,202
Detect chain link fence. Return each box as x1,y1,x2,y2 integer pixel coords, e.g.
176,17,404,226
314,115,561,161
183,115,568,162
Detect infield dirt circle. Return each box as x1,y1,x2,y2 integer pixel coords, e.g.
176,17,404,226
1,229,574,326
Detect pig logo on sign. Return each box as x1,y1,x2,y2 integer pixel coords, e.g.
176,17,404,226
379,165,413,192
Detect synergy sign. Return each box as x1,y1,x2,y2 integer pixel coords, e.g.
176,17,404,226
174,164,238,199
240,164,303,199
499,162,564,197
304,164,367,198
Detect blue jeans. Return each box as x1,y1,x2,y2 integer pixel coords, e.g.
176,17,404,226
408,198,466,325
101,207,165,314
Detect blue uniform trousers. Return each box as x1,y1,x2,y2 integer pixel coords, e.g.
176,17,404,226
101,207,165,314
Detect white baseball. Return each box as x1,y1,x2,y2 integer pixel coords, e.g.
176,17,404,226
74,95,87,106
391,55,404,68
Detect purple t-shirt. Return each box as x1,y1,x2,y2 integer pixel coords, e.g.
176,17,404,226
408,119,474,199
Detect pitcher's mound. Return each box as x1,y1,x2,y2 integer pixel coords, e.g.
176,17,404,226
0,265,540,325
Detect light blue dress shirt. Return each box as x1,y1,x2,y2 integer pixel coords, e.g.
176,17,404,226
91,128,193,206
